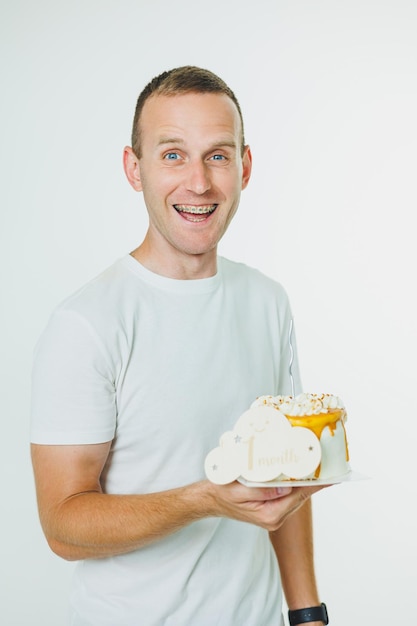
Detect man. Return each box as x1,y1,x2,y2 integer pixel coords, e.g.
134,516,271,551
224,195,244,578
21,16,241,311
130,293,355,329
31,66,329,626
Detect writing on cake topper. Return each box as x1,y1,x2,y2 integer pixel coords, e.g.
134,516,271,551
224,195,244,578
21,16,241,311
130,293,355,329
205,405,321,484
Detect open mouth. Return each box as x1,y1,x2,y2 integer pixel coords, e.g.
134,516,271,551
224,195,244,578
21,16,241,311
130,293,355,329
174,204,218,222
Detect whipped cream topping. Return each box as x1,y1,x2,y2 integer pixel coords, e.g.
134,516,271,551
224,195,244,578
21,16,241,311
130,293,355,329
251,393,345,417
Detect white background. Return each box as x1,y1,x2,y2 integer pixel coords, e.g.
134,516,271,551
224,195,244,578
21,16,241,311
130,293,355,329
1,1,416,624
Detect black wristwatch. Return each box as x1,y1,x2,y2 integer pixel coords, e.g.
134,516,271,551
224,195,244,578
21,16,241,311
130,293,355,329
288,602,329,625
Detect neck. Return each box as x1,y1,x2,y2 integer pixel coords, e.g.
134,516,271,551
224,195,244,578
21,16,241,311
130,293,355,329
130,239,218,280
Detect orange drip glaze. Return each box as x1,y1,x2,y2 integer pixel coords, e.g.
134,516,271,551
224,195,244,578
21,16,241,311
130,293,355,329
286,408,350,469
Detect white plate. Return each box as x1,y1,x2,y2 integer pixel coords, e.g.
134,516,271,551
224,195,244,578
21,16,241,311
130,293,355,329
237,470,368,488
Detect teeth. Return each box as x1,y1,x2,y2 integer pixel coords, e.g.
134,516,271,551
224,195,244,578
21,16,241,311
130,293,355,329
174,204,217,214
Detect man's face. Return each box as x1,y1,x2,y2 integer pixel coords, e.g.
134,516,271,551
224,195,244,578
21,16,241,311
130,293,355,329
129,92,251,269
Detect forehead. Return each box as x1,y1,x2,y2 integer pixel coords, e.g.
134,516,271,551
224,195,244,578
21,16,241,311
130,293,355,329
139,92,242,146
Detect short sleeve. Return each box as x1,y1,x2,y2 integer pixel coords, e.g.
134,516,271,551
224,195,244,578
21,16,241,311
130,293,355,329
30,309,117,444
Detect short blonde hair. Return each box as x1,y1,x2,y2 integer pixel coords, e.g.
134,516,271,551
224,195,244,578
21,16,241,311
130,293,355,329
131,66,245,158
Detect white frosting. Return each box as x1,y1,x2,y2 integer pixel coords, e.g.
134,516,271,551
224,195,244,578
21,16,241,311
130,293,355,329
251,393,345,417
319,420,350,479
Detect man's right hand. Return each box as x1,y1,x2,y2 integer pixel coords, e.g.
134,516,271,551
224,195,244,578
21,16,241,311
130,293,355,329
203,479,328,532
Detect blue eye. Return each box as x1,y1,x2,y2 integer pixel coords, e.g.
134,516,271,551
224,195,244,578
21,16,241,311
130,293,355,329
164,152,180,160
211,154,225,161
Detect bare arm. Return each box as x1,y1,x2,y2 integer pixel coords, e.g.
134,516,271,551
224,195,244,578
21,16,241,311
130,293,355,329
31,442,209,560
270,499,324,626
31,442,327,561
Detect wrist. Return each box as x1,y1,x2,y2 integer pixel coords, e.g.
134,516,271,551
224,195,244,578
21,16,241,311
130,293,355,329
179,480,215,519
288,603,328,626
195,480,221,517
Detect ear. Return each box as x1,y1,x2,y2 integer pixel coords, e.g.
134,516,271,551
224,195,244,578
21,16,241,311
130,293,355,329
123,146,143,191
241,145,252,190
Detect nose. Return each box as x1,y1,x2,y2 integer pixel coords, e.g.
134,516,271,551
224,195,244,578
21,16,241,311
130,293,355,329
185,159,211,195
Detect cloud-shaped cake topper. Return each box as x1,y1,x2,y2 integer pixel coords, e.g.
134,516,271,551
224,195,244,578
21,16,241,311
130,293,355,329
205,405,321,484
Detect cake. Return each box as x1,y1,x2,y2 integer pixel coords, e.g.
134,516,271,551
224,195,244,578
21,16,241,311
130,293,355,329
205,393,350,485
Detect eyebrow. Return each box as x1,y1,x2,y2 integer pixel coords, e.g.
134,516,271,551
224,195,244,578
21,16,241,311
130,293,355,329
158,137,184,146
157,137,238,150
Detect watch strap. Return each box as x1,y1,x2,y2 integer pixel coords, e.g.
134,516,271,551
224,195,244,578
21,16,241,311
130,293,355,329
288,602,329,625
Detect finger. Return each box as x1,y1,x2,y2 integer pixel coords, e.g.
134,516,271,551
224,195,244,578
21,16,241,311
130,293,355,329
280,484,330,510
296,484,332,497
237,485,293,501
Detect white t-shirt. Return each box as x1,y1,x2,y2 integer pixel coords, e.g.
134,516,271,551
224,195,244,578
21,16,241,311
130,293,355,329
31,255,301,626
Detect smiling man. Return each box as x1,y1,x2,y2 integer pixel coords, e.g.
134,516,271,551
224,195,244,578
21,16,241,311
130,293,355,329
124,88,252,277
31,67,329,626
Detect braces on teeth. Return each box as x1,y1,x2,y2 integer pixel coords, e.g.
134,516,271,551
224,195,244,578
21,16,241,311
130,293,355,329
175,205,216,214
